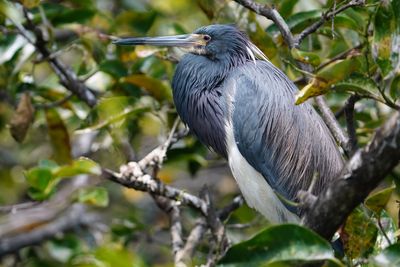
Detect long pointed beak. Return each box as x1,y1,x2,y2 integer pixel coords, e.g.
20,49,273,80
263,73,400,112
113,34,202,47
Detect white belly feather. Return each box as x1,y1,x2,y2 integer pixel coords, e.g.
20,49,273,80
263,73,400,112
225,122,299,224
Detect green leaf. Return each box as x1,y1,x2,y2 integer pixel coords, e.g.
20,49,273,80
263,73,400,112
296,58,360,104
372,1,397,76
25,167,53,191
333,14,359,32
196,0,219,20
79,105,150,132
99,59,128,78
24,158,101,200
115,10,157,35
45,108,72,164
371,244,400,267
219,224,343,266
332,74,383,100
78,187,109,207
0,0,23,24
25,166,58,200
365,185,395,214
79,96,146,131
51,8,95,25
278,0,298,18
266,10,322,35
122,74,172,102
53,157,102,178
291,48,321,66
70,244,146,267
342,208,378,260
390,74,400,101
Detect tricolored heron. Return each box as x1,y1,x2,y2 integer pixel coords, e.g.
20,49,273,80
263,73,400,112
114,24,344,223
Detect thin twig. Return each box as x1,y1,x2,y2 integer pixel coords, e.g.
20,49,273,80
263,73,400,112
377,216,392,246
218,195,244,221
295,0,366,45
316,44,363,71
6,7,98,107
34,93,74,109
315,96,351,154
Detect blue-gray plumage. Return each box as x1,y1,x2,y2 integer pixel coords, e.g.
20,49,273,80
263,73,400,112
114,24,344,223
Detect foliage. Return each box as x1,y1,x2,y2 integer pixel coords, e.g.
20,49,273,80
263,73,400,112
0,0,400,266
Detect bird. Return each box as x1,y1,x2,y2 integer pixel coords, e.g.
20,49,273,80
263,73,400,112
114,24,344,223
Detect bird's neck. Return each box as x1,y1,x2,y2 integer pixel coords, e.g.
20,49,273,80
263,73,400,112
171,54,235,157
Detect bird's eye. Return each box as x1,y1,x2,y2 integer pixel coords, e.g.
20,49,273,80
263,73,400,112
203,35,211,41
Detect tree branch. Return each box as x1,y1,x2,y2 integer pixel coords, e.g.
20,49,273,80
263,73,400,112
295,0,366,45
152,195,185,267
233,0,295,48
303,111,400,240
0,204,99,257
315,96,351,154
9,7,98,107
102,117,243,266
344,95,360,155
103,168,208,214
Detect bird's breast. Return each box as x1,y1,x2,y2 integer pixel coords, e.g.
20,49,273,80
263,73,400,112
172,56,229,157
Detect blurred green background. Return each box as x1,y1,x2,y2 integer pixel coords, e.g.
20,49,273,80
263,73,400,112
1,0,400,266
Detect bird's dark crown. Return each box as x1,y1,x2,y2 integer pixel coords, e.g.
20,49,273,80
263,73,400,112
191,24,267,63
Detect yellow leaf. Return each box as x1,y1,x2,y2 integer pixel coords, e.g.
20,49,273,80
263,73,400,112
295,78,328,105
20,0,40,8
295,58,360,104
45,108,72,164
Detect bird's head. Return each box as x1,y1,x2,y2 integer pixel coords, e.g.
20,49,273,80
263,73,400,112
113,24,267,63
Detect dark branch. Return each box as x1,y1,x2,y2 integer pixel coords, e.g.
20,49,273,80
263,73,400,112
233,0,295,48
303,111,400,240
13,8,98,107
200,188,229,267
218,195,244,221
344,95,360,155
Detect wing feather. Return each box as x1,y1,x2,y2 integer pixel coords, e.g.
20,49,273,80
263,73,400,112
229,60,343,213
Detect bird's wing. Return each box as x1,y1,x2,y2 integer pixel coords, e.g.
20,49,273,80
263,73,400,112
228,60,343,209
